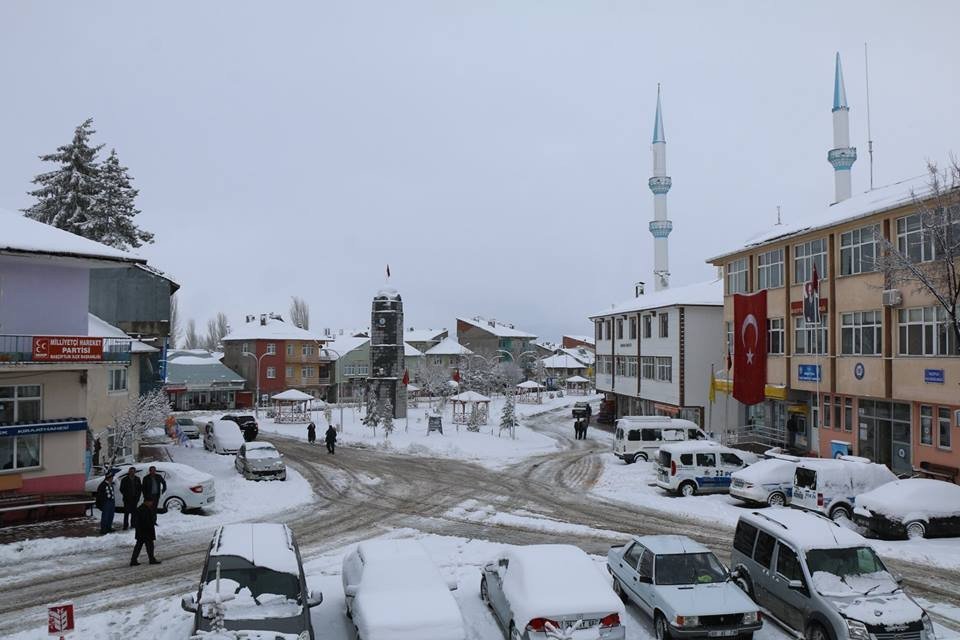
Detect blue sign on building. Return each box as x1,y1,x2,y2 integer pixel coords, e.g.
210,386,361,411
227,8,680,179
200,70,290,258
798,364,821,382
0,418,88,438
924,368,945,384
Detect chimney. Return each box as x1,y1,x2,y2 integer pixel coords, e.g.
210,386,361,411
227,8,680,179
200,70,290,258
260,314,267,326
635,281,646,297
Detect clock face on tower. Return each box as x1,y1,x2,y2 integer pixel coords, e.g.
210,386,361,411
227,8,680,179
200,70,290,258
378,317,386,326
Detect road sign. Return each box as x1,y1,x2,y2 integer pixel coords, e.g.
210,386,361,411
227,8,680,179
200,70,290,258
48,602,75,637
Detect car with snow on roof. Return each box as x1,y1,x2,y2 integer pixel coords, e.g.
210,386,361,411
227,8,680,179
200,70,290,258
729,509,936,640
480,544,626,639
204,419,246,455
729,454,800,507
341,538,465,640
791,456,897,521
181,523,322,639
613,416,709,464
235,441,287,481
853,478,960,540
607,534,761,640
175,416,201,439
656,442,758,496
85,461,215,513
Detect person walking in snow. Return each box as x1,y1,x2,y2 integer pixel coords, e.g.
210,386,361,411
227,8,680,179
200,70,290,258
307,422,317,444
141,466,166,511
325,424,337,454
119,467,142,530
96,471,116,534
130,499,161,566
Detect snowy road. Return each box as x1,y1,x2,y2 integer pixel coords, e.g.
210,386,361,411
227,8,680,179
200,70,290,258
1,405,958,637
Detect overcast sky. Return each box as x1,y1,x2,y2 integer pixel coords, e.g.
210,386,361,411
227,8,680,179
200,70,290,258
2,2,958,343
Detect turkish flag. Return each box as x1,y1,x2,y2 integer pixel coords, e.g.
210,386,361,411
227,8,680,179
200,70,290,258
402,369,409,386
452,369,461,383
733,290,767,406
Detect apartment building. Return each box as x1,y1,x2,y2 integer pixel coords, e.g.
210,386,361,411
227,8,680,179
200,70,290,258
456,316,537,365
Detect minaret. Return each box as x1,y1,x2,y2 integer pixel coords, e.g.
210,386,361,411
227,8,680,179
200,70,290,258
648,84,672,291
828,52,857,202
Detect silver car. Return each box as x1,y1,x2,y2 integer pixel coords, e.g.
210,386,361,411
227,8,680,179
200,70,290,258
235,441,286,481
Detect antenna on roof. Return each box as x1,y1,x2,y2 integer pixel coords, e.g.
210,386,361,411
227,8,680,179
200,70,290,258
776,206,782,226
864,42,875,190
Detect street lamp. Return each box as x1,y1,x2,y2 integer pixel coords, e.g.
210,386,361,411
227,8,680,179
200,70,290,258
317,345,344,433
242,351,275,419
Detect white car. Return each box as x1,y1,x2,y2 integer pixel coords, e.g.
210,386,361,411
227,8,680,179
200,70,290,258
730,455,800,507
480,544,626,639
140,426,170,445
792,456,897,521
656,442,758,496
86,461,215,512
203,419,245,455
342,539,465,640
175,417,201,439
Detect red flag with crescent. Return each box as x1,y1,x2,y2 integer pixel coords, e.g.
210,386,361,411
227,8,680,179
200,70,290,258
402,369,409,386
733,290,767,406
452,369,461,383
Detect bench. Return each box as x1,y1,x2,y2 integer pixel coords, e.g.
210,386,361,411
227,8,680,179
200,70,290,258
912,460,959,483
0,492,95,526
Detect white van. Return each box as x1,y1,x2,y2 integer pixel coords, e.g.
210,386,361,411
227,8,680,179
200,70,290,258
791,455,897,521
656,441,758,496
612,416,709,464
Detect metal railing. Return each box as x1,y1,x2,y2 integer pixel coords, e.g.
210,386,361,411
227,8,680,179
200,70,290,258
0,335,132,364
725,423,788,449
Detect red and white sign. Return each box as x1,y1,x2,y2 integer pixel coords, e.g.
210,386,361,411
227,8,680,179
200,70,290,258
733,290,768,406
33,337,104,362
47,602,75,636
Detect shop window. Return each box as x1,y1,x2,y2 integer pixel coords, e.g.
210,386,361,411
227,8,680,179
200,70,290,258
0,434,41,471
939,407,952,450
108,368,128,393
920,405,934,445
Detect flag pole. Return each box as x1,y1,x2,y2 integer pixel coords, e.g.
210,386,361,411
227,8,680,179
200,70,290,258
708,362,715,439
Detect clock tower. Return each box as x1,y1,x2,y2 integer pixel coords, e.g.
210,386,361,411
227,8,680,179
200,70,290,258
368,288,407,418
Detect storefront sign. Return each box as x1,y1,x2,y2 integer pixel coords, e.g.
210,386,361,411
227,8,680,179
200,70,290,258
48,602,75,636
798,364,821,382
854,362,865,380
0,419,88,438
32,336,103,362
924,368,945,384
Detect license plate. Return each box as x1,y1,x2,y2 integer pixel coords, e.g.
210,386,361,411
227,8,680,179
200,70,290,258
206,497,215,503
708,630,738,637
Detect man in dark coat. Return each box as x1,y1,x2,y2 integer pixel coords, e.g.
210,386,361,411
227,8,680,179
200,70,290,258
325,425,337,454
130,499,160,566
141,466,166,510
119,467,142,530
307,422,317,444
95,471,116,534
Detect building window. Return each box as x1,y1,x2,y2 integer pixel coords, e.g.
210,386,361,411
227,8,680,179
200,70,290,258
0,385,42,423
939,407,952,449
726,321,734,357
656,357,672,382
897,307,957,355
767,318,784,355
757,248,784,289
0,433,41,471
840,224,879,275
629,317,637,340
358,364,369,376
643,315,652,339
823,395,832,428
285,366,294,378
897,214,935,263
266,343,277,355
844,397,853,432
302,344,314,356
794,238,828,283
726,257,748,294
605,320,612,340
108,368,128,393
286,344,294,356
345,364,356,376
303,366,315,378
625,356,638,378
266,367,277,379
840,311,882,355
794,316,827,355
615,357,626,377
659,313,669,338
595,320,602,342
616,319,624,340
241,342,250,354
921,405,934,445
641,356,655,379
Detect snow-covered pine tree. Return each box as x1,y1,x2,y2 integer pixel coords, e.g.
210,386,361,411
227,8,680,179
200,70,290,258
362,394,380,435
467,404,482,432
380,398,394,437
499,393,517,438
89,149,154,249
23,118,102,235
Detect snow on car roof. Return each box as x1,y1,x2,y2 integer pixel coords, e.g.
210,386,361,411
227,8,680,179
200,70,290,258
796,457,897,486
633,535,709,556
123,461,212,483
856,478,960,520
357,538,431,563
740,509,866,552
732,457,797,483
245,441,277,451
212,523,300,575
501,545,624,625
659,440,723,453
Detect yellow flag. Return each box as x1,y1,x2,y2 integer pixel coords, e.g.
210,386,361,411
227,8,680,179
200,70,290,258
708,375,716,404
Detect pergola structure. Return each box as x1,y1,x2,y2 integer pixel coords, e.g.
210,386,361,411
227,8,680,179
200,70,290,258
449,390,491,425
516,380,545,404
564,375,591,395
272,388,315,423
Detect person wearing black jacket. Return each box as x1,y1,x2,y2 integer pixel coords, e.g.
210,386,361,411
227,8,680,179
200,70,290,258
325,425,337,454
130,499,160,566
141,466,166,509
119,468,142,530
95,471,116,535
307,422,317,444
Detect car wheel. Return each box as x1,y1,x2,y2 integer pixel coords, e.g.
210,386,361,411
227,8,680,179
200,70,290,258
767,491,787,507
679,481,697,497
829,505,851,522
638,453,649,462
624,455,636,465
739,633,754,640
733,569,754,598
480,576,491,606
905,521,926,540
163,497,186,513
806,623,829,640
655,612,672,640
612,576,627,602
280,472,287,481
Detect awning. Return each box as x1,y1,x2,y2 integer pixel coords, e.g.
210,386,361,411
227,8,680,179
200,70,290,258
712,378,789,400
0,418,88,437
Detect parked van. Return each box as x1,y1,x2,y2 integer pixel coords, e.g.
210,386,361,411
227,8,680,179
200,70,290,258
792,456,897,521
613,416,708,464
656,441,758,496
729,509,935,640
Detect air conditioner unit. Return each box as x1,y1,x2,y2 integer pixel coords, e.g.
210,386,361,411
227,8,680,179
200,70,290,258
882,289,903,307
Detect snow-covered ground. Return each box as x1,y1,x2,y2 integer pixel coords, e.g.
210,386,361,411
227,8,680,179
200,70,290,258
0,440,313,564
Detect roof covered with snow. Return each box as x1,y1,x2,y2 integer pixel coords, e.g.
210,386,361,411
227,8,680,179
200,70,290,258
404,342,424,357
449,390,490,402
87,313,157,353
561,347,596,365
0,208,144,264
272,388,314,401
591,279,723,318
564,334,596,346
403,328,447,342
517,380,545,389
540,353,587,370
212,523,299,574
855,478,960,520
222,316,322,342
707,174,932,262
425,337,473,356
457,316,537,339
165,350,245,387
324,335,370,358
564,375,590,383
632,534,710,556
739,509,867,551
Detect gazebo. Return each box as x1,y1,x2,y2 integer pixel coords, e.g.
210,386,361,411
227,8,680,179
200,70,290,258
272,389,314,423
564,375,591,395
449,390,491,425
516,380,545,404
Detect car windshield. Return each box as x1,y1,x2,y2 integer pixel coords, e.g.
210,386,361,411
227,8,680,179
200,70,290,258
246,446,279,460
655,552,729,585
177,418,194,425
203,555,302,621
806,547,896,596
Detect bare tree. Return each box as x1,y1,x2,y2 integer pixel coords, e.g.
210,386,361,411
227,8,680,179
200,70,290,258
203,312,230,352
104,389,172,470
168,294,181,349
183,319,201,349
875,161,960,353
290,296,310,330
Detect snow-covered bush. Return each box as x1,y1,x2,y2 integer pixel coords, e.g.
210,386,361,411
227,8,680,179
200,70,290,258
380,398,394,437
499,393,517,439
467,405,482,432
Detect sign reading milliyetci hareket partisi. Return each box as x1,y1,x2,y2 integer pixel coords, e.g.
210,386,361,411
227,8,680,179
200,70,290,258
32,337,103,362
47,602,75,636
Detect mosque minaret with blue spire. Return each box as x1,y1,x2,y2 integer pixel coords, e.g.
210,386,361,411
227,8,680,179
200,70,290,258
648,84,673,291
828,52,857,202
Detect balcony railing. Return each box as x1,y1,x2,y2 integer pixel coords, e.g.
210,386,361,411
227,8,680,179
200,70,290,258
0,335,132,364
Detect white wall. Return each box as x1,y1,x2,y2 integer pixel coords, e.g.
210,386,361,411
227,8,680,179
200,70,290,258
0,257,89,335
638,308,680,406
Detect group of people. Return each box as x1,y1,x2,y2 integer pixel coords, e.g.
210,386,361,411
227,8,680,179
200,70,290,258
573,417,590,440
307,422,339,454
95,465,166,566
